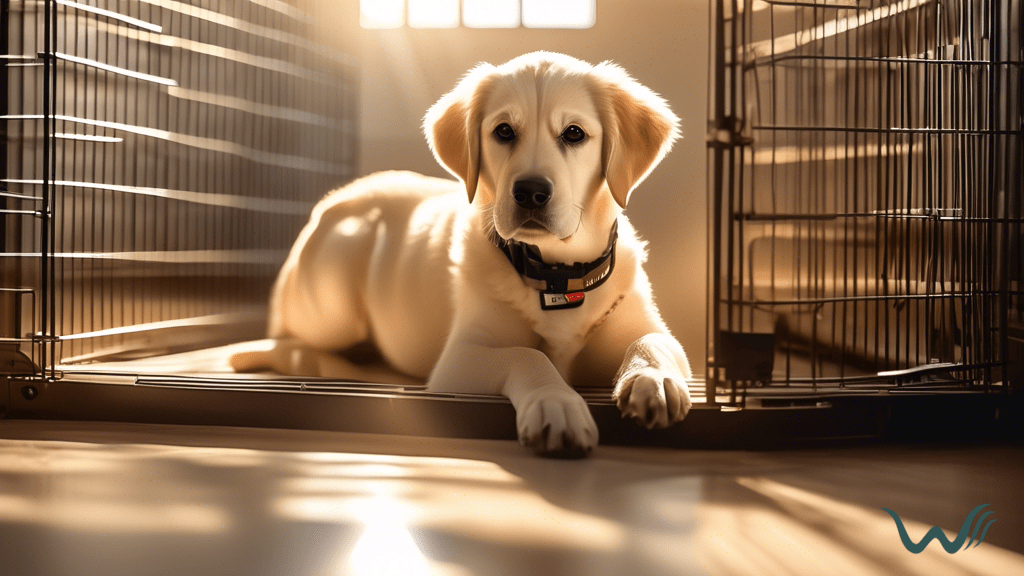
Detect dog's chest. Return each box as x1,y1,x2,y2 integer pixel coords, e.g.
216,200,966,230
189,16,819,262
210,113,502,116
462,214,640,375
513,285,620,371
531,305,589,347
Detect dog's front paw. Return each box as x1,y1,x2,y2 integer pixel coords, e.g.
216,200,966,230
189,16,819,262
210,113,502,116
613,367,691,429
516,386,598,457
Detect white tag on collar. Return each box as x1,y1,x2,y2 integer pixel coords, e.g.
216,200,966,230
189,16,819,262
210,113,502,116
541,292,585,310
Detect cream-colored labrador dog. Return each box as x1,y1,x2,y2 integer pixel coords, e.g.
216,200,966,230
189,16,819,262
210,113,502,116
232,52,692,455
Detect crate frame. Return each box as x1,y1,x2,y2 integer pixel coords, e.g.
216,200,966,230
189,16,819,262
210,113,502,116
2,0,358,378
706,0,1023,404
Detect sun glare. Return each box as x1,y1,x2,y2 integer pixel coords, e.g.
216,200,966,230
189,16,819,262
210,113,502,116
344,496,428,576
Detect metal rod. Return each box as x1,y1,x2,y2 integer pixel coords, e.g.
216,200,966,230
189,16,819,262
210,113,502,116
753,124,1022,135
2,114,349,173
57,0,162,33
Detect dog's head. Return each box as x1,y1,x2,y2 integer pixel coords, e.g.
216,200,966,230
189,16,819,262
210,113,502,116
424,52,679,260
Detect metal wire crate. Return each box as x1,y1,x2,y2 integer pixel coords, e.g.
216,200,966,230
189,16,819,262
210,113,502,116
2,0,357,377
2,0,1018,445
707,0,1022,403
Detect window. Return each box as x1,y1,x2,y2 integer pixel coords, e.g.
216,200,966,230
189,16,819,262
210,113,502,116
360,0,597,29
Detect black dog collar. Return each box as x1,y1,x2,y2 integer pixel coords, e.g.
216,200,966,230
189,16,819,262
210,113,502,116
489,220,617,310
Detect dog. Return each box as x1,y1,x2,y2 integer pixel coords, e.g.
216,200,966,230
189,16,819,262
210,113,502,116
231,52,692,456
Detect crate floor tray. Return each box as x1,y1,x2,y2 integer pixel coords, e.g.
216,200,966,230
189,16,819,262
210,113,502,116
2,342,1007,449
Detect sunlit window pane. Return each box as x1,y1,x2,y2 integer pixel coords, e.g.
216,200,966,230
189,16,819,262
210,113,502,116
522,0,595,29
463,0,520,28
363,0,596,29
409,0,460,28
361,0,404,29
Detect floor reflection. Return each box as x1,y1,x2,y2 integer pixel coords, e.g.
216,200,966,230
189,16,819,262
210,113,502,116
0,421,1021,576
272,451,626,552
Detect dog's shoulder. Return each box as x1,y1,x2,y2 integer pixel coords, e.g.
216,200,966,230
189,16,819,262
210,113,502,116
312,171,462,217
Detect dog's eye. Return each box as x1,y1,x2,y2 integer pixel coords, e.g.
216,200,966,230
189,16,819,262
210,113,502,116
493,123,516,142
561,125,586,144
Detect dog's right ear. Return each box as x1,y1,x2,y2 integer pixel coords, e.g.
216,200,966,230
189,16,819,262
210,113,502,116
423,64,495,204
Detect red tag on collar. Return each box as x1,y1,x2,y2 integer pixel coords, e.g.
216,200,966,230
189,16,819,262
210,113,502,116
541,292,585,310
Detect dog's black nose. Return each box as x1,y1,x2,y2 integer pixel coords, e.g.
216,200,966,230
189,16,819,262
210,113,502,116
512,177,552,210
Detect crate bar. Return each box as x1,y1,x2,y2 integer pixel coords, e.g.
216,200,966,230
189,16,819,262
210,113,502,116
752,125,1023,135
1,0,7,269
56,0,162,33
39,0,51,377
706,0,727,405
1,115,349,174
751,54,1024,67
1,178,311,213
1016,0,1024,330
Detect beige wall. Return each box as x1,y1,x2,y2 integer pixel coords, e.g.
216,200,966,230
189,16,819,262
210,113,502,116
319,0,710,373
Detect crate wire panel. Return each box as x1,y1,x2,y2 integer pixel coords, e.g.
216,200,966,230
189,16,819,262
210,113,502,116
708,0,1022,401
2,0,357,376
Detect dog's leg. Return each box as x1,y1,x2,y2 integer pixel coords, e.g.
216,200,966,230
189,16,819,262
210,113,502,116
574,290,692,429
429,342,598,456
230,338,423,385
230,338,343,376
612,333,692,429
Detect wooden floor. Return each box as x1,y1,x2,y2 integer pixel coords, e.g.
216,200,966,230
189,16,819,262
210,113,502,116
0,419,1021,576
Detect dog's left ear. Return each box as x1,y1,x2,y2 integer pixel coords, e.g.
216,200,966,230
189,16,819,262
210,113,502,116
423,63,496,204
593,62,680,208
